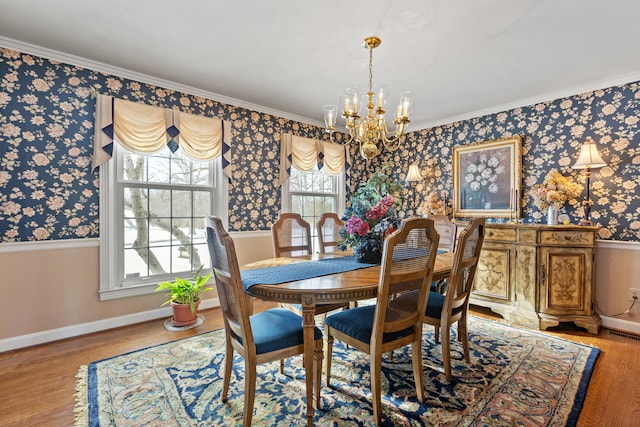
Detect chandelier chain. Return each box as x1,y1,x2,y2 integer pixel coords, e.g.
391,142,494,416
369,44,373,94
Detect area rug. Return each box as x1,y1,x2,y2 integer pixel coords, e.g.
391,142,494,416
74,316,599,426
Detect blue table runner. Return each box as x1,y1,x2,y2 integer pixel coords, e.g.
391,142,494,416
241,248,445,292
241,256,375,291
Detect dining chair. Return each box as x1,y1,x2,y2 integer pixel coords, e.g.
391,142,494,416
427,214,457,253
426,214,458,293
271,212,313,257
205,216,324,427
406,217,485,382
324,217,440,425
272,212,349,317
317,212,344,254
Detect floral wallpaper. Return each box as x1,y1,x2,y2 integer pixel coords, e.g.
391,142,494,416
1,46,639,242
0,47,346,241
381,83,640,241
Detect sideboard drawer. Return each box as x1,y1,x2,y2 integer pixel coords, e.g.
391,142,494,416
539,230,595,246
484,227,517,242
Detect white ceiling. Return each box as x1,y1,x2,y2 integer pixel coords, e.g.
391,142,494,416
2,0,640,131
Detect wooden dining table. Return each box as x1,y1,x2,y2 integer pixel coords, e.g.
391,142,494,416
242,250,455,426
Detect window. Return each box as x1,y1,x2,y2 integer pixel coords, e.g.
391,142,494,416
282,165,344,253
99,144,227,300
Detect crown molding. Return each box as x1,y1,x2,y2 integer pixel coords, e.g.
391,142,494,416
3,36,640,135
0,36,325,129
410,71,640,132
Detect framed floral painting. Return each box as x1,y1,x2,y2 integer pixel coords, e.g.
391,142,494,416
452,136,522,218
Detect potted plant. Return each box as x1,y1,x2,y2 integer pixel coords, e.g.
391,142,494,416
155,266,213,326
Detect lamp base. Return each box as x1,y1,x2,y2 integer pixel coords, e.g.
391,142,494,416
578,219,594,226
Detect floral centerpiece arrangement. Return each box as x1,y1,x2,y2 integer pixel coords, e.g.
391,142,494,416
529,169,582,211
417,191,445,216
339,163,403,263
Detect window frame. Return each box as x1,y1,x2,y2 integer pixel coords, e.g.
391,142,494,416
98,143,227,301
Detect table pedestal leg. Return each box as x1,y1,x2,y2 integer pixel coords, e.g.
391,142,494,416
301,295,316,427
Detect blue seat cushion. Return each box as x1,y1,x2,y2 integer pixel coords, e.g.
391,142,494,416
249,308,322,354
425,291,464,319
325,304,413,345
430,280,445,292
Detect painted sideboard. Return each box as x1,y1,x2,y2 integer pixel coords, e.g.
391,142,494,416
470,223,600,334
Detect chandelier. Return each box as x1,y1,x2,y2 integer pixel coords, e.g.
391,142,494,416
323,36,414,160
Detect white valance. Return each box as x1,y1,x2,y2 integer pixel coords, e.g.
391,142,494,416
321,140,347,175
175,111,223,160
277,133,348,187
113,98,170,153
92,94,231,178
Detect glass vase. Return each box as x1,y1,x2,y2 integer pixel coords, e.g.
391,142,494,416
547,206,559,225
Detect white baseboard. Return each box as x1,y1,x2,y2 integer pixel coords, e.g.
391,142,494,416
601,315,640,335
0,298,220,353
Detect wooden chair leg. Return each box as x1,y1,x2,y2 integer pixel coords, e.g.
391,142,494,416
324,331,334,388
279,359,284,374
243,359,257,427
459,317,471,363
411,339,425,402
370,352,383,426
314,340,323,407
434,325,440,343
222,337,233,401
441,325,452,382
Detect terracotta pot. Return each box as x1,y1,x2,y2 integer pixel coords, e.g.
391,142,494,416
171,300,200,326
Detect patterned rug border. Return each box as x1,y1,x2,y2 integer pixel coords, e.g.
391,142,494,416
481,319,601,426
74,315,601,426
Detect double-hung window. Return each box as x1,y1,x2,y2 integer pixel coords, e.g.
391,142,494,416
282,164,344,253
99,144,227,300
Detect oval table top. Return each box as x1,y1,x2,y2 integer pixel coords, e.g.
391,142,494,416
243,251,455,304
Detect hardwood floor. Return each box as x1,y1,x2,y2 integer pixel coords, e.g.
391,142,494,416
1,302,639,426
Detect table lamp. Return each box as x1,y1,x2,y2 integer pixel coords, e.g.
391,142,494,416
406,163,422,215
572,137,607,226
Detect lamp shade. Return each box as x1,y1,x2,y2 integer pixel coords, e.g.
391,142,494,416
406,163,422,182
573,138,607,169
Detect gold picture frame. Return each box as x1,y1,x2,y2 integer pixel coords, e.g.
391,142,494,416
452,136,522,219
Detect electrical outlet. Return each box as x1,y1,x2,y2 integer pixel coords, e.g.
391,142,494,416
630,288,640,302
